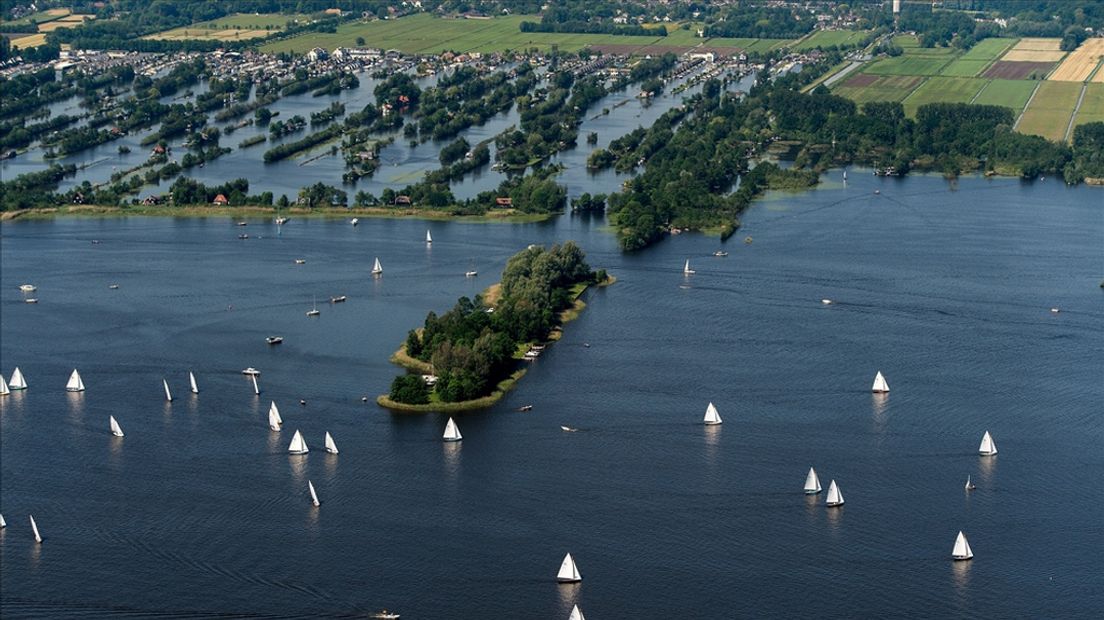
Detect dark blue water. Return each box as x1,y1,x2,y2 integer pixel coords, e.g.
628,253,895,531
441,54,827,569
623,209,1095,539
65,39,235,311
2,172,1102,618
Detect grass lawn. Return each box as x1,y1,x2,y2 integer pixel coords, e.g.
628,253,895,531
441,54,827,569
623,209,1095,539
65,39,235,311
1018,81,1083,140
1072,83,1104,129
972,79,1038,112
864,54,953,76
793,29,869,51
903,76,988,116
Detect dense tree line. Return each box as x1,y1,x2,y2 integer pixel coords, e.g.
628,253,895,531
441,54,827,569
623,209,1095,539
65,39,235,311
703,6,815,39
391,242,596,404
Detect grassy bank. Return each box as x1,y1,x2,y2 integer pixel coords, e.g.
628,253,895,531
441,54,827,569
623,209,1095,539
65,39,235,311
0,204,556,223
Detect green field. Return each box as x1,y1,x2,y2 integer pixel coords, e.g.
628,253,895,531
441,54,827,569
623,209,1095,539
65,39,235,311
832,75,925,103
261,14,789,55
902,76,988,116
793,29,869,51
1072,83,1104,129
960,38,1017,61
939,59,990,77
972,79,1038,112
1018,81,1082,140
0,8,67,27
191,13,310,29
865,54,953,76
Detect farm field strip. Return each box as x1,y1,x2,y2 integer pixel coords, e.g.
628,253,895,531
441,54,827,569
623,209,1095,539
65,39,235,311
939,59,990,77
1017,81,1083,140
832,74,925,104
1012,38,1062,51
902,76,987,115
959,37,1016,61
793,29,868,51
1002,49,1066,62
1049,38,1104,82
864,54,953,76
1071,83,1104,128
971,79,1037,112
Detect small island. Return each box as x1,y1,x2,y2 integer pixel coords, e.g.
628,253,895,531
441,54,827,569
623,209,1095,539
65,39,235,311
378,241,610,412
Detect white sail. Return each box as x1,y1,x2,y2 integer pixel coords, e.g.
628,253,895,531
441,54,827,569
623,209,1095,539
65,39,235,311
269,401,283,425
978,431,997,456
9,367,27,390
288,429,309,454
252,373,260,395
703,401,722,425
557,552,581,582
443,417,462,442
804,467,822,494
952,531,973,560
372,257,383,275
426,230,432,243
0,374,9,395
308,480,320,507
189,371,199,394
568,604,585,620
1,513,6,528
683,259,695,274
110,415,124,437
324,432,339,454
163,378,173,402
871,371,889,393
66,369,84,392
965,475,975,490
268,408,281,431
825,479,844,506
30,514,42,543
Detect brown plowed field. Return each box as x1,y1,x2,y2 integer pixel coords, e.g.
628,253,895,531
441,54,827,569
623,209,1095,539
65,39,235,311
842,73,878,87
983,61,1054,79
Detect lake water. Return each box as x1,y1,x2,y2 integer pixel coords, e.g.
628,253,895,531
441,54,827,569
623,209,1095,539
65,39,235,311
2,172,1102,618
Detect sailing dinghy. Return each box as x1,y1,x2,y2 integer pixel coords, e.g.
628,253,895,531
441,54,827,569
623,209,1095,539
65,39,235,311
804,467,822,494
0,374,9,396
189,372,199,394
269,401,283,425
442,417,462,442
251,373,260,396
683,259,695,275
952,531,973,560
163,379,173,402
825,479,844,506
557,552,582,583
288,429,309,454
703,401,722,425
568,605,585,620
978,431,997,456
268,407,281,431
110,415,125,437
308,481,320,507
30,515,42,543
66,369,85,392
965,475,976,491
871,371,889,393
0,514,5,528
371,257,383,276
9,367,27,390
426,230,432,244
324,432,339,454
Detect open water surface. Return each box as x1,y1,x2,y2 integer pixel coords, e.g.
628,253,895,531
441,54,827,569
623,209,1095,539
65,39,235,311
1,172,1102,618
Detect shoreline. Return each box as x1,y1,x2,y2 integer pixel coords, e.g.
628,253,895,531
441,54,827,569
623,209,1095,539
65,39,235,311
0,204,557,224
378,275,613,413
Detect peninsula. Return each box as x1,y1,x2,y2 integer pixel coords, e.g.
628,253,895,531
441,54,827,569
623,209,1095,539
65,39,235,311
378,242,610,412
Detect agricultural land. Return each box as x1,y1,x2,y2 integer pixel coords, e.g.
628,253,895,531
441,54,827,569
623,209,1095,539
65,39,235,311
144,13,309,42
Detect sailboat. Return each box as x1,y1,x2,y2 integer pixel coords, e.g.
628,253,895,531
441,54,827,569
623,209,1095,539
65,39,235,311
426,230,432,244
350,218,359,226
965,475,976,491
110,415,124,437
703,401,722,425
0,514,5,528
324,432,339,454
442,417,462,442
683,259,695,275
288,429,309,454
568,605,586,620
9,367,27,390
307,296,320,317
978,431,997,456
268,407,281,431
30,515,42,544
557,552,582,583
871,371,889,393
252,373,260,395
163,378,173,402
825,479,844,506
371,257,383,276
66,369,85,392
189,371,199,394
804,467,822,494
0,374,9,396
308,480,320,507
952,530,973,560
269,401,283,425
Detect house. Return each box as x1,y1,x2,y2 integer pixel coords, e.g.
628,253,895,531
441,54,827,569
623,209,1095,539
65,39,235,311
394,195,412,205
142,195,162,205
307,47,328,62
494,197,513,207
213,194,229,205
